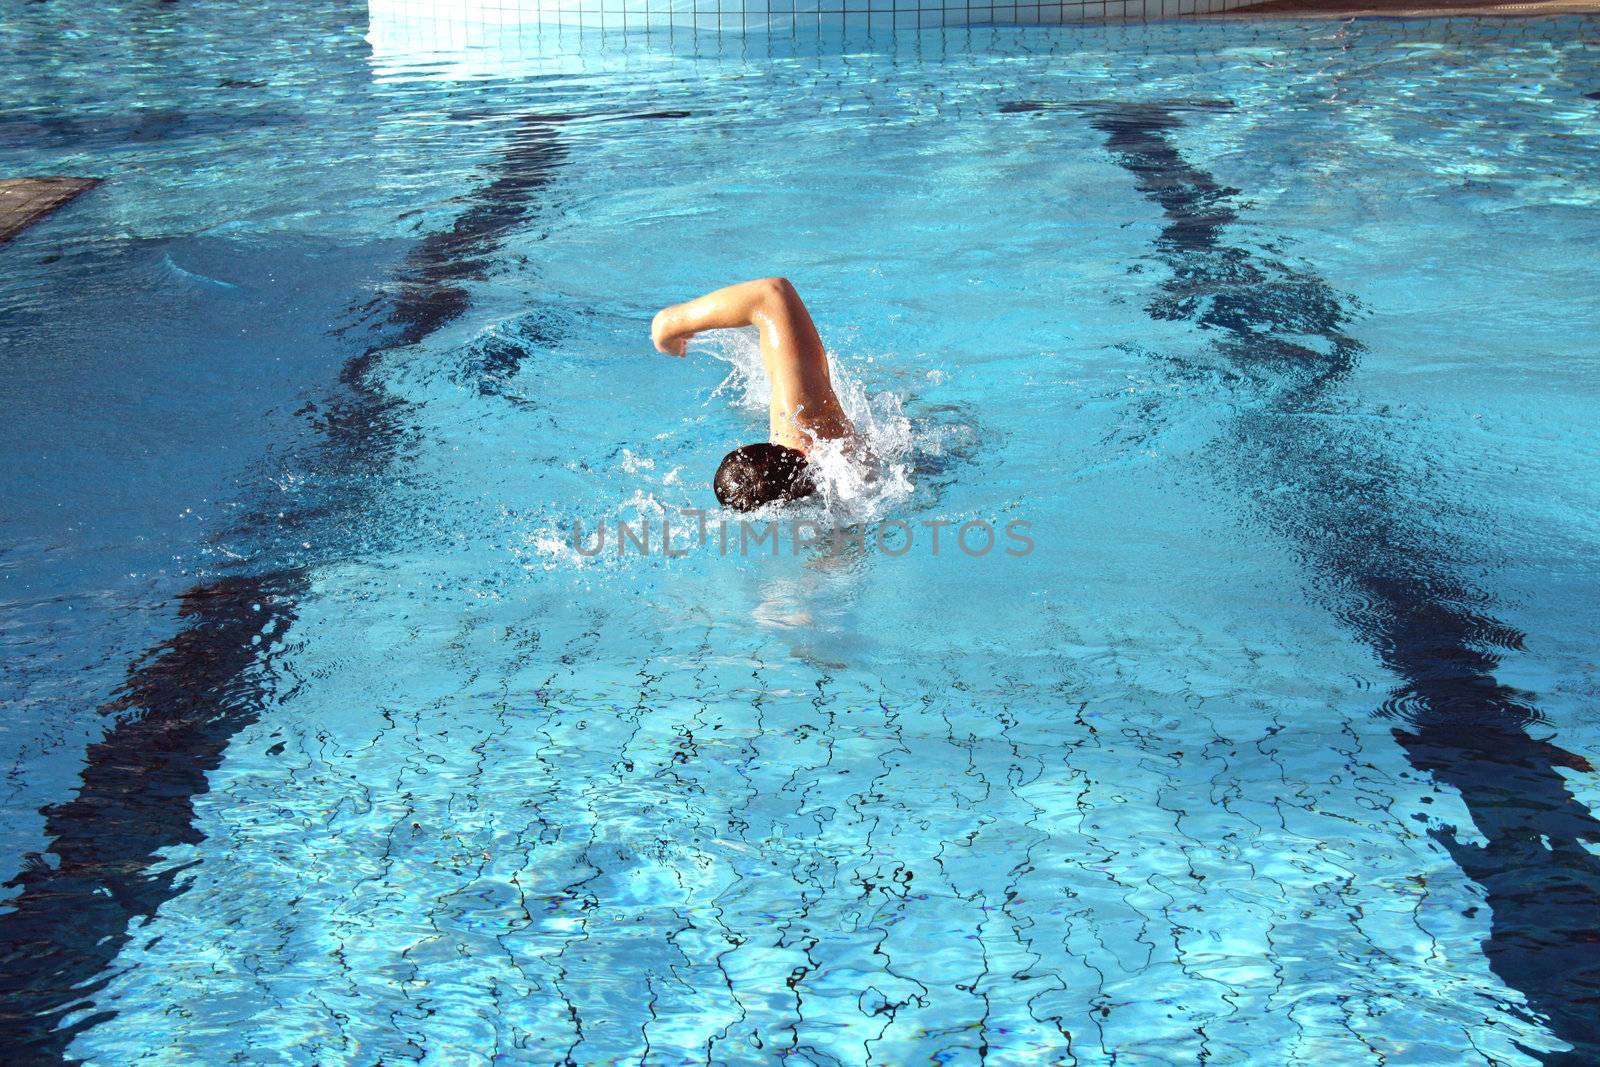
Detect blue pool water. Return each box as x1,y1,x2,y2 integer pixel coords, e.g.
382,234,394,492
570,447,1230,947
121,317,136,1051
3,4,1600,1063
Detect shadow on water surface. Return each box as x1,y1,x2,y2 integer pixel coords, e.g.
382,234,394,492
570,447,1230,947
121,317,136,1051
0,108,306,149
0,111,584,1061
1001,97,1600,1063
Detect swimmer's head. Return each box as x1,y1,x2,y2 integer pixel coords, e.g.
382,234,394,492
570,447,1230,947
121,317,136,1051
714,443,816,512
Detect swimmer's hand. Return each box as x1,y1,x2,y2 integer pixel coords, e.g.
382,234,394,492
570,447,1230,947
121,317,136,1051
651,308,691,357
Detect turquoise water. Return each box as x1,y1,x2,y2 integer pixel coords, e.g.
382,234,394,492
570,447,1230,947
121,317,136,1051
3,4,1600,1063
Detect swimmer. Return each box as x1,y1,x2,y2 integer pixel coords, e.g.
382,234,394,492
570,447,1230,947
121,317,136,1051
652,277,856,511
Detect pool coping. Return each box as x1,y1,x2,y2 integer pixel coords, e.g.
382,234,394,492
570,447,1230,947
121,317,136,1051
1207,0,1598,18
0,177,101,243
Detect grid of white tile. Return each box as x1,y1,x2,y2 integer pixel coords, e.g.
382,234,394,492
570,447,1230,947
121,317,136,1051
369,0,1262,34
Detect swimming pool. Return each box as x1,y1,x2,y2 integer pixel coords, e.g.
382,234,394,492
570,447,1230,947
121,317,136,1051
3,3,1599,1062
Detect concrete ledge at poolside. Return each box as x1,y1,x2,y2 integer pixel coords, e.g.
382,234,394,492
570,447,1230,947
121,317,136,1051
0,177,102,243
1206,0,1597,16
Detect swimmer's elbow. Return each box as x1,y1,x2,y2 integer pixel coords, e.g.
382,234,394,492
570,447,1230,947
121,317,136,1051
752,276,801,314
755,276,796,300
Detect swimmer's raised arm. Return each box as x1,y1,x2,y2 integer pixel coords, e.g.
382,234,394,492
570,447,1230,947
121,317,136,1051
651,277,852,453
650,278,796,357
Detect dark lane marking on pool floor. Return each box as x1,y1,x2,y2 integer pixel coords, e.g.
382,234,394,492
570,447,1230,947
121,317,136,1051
0,571,308,1061
1000,98,1235,115
0,106,619,1060
1007,99,1600,1064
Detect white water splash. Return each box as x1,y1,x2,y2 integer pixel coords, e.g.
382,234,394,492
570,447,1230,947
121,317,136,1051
696,328,917,524
518,489,678,571
619,448,654,474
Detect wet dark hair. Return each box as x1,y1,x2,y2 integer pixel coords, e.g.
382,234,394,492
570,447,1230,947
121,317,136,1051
714,443,816,512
